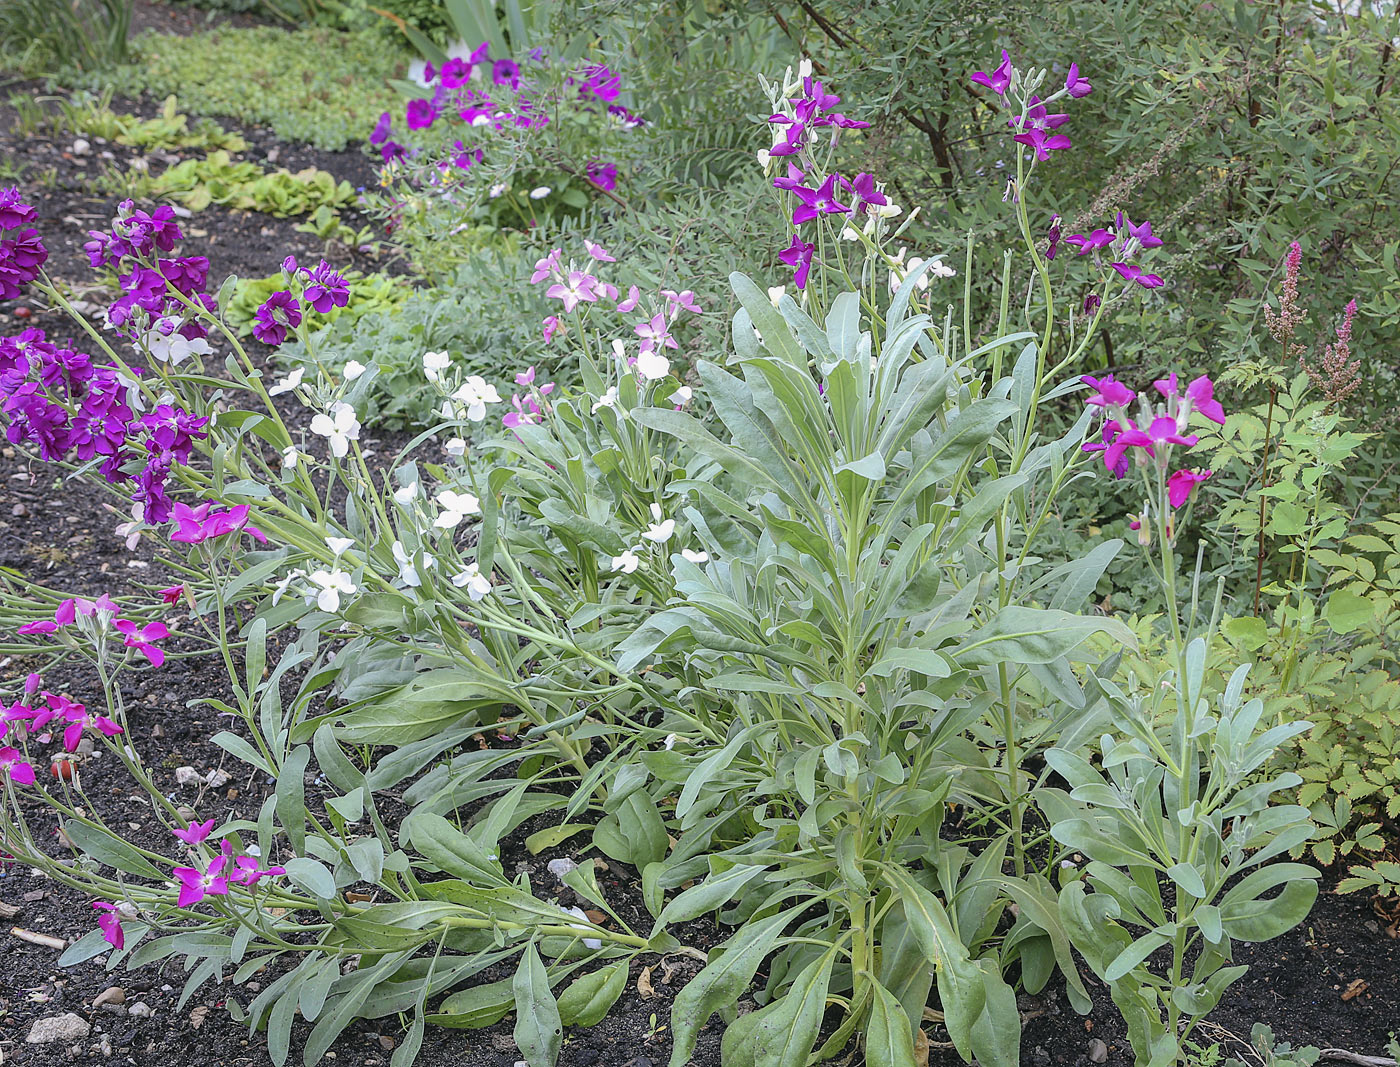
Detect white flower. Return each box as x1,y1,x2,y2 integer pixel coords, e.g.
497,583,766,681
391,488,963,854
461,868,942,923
529,186,551,199
681,548,709,563
673,386,693,406
931,260,957,278
445,437,466,457
757,149,771,168
642,503,675,544
451,376,502,422
114,503,143,551
591,386,620,414
269,367,305,396
280,445,301,469
307,569,356,612
407,58,433,87
635,348,670,382
434,489,481,528
392,540,435,587
874,202,902,219
327,537,355,558
271,568,305,606
394,482,419,506
799,57,813,78
767,285,786,307
138,320,210,365
563,906,603,950
663,733,679,750
422,350,451,383
840,223,861,241
489,182,508,198
610,548,641,573
450,561,493,601
310,401,360,458
343,360,366,380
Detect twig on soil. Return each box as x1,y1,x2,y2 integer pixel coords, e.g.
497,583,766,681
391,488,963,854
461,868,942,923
1319,1052,1398,1067
0,901,21,919
10,926,67,949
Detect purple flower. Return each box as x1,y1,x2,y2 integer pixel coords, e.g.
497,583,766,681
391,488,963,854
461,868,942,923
1155,373,1226,424
772,163,806,192
1013,127,1072,161
1115,415,1199,456
1111,262,1165,289
1065,62,1092,98
59,700,123,752
493,58,520,87
173,819,215,846
252,291,302,346
168,502,265,546
545,270,599,312
174,856,230,908
440,57,473,88
302,261,350,313
1046,216,1062,260
542,316,562,343
577,64,621,102
231,855,285,887
113,618,169,667
767,123,806,157
405,99,438,130
635,313,678,352
1168,468,1212,508
587,161,618,191
1119,213,1164,249
791,174,850,225
972,50,1014,95
1009,96,1069,134
1066,229,1114,255
370,112,392,146
1082,420,1129,479
0,188,37,229
1080,374,1136,408
778,233,815,289
530,248,562,284
842,172,887,214
92,902,124,949
0,746,36,785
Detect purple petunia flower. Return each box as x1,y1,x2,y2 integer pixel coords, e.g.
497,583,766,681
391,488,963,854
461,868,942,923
405,99,438,130
370,112,392,146
587,160,618,191
493,58,520,87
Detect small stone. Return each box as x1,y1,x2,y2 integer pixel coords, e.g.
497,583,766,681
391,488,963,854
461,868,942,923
206,770,230,788
11,502,27,516
546,858,578,879
175,766,201,786
75,738,96,757
72,138,91,155
189,1005,209,1029
377,1036,394,1051
127,1002,153,1019
1088,1038,1109,1063
27,1013,90,1043
92,987,125,1008
151,724,166,739
99,1034,113,1056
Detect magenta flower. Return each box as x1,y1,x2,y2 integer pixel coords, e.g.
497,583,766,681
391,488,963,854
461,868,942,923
546,270,599,312
842,172,888,214
174,855,230,908
1114,415,1199,456
1065,63,1092,98
158,584,184,604
530,249,562,284
302,261,350,314
0,188,37,229
369,112,392,146
231,855,286,887
1111,262,1165,289
60,701,123,752
1168,468,1213,508
1120,214,1164,249
1014,127,1072,161
778,233,816,289
583,239,615,263
542,316,562,343
0,746,35,785
791,175,850,225
173,819,215,846
1081,375,1136,408
1082,421,1130,479
92,902,124,949
1155,373,1226,425
405,99,438,130
972,50,1014,95
661,289,701,315
1009,97,1069,134
635,314,679,352
616,285,641,313
586,161,619,191
113,618,169,667
492,58,520,87
440,57,473,87
168,502,266,545
16,619,57,635
252,291,301,346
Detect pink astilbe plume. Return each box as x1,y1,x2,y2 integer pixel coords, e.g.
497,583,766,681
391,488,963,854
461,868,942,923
1262,241,1306,351
1303,297,1361,407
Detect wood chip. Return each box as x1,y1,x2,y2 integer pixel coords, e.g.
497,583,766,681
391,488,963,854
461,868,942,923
0,901,20,919
22,889,46,902
189,1005,210,1029
914,1027,930,1067
1341,978,1369,1001
11,927,67,949
582,909,607,925
637,964,656,999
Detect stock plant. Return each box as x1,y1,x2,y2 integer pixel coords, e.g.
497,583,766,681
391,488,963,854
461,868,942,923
0,53,1325,1067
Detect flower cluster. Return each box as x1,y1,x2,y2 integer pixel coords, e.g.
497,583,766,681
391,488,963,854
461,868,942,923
526,239,701,387
371,41,639,193
252,257,351,347
0,327,208,522
1059,210,1168,290
0,187,47,299
970,51,1092,161
14,595,171,666
1081,372,1223,538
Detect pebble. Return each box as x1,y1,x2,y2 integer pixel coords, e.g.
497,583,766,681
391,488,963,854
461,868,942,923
72,138,91,155
206,769,230,788
75,738,96,757
377,1035,394,1050
546,858,578,879
174,766,202,787
92,987,125,1008
26,1013,90,1044
1088,1038,1109,1063
127,1002,153,1019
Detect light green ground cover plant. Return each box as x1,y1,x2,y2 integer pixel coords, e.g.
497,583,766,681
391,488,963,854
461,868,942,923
62,92,249,152
0,52,1326,1067
227,268,412,337
116,150,358,217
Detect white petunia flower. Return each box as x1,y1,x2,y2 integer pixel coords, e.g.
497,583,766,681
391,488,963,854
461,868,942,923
422,350,451,383
445,437,466,457
642,503,675,544
343,360,366,380
451,376,502,422
269,367,305,396
635,348,670,382
450,561,492,601
307,569,355,612
681,548,709,563
434,489,481,529
610,548,641,573
529,186,551,199
309,401,360,458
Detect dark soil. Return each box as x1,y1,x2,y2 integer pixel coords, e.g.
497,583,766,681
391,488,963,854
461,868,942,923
2,4,1398,1067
